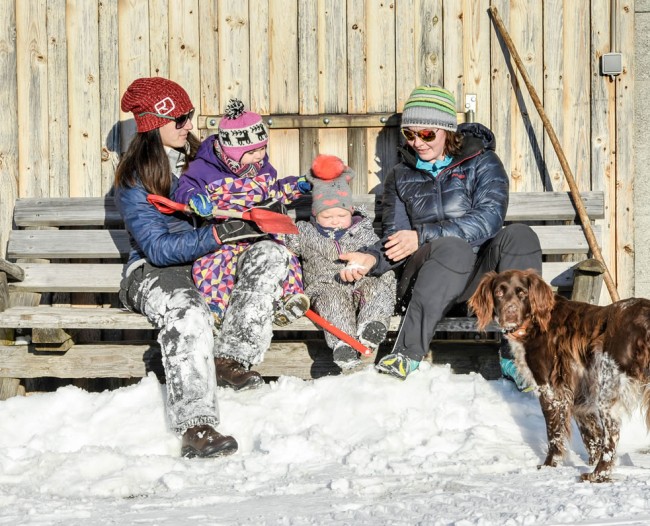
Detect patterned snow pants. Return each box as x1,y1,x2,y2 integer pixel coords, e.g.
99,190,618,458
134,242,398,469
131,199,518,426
119,263,220,436
192,240,303,322
308,272,396,351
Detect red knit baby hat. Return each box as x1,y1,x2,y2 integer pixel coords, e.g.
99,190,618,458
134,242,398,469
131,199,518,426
218,99,269,162
307,155,355,216
121,77,194,133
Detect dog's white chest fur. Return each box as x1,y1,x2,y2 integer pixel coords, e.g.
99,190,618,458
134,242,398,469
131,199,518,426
506,339,538,391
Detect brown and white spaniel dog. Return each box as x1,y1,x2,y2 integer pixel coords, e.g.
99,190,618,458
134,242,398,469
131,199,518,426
468,268,650,482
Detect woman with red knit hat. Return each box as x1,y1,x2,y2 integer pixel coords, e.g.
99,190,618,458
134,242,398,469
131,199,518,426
114,77,237,458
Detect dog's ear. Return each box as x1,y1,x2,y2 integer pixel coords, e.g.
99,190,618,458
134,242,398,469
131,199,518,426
469,271,498,331
526,270,555,332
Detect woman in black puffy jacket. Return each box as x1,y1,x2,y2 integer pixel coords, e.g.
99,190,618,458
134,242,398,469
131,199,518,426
339,85,542,382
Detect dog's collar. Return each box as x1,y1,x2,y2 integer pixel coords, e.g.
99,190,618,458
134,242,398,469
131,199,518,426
501,318,533,340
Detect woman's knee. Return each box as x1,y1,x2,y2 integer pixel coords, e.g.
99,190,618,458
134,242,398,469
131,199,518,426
500,223,540,249
425,237,475,269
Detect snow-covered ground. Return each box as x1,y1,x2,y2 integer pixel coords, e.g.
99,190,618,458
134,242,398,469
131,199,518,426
1,362,650,525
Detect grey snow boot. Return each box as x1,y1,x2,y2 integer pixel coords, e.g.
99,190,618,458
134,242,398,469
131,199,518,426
333,342,360,369
358,321,388,350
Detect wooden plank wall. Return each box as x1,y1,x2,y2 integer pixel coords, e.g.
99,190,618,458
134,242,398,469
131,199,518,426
0,0,634,298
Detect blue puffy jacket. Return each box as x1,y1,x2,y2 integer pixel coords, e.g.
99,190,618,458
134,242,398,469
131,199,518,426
366,122,509,274
114,156,219,276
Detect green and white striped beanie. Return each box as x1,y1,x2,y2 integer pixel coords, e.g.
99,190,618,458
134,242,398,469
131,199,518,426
401,85,458,132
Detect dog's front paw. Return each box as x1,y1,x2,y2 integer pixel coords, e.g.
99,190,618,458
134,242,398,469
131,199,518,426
541,452,561,468
580,470,612,483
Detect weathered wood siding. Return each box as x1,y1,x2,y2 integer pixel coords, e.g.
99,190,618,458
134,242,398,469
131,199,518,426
0,0,635,297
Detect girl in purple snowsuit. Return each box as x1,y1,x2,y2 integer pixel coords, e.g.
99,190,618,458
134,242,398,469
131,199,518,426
174,99,309,391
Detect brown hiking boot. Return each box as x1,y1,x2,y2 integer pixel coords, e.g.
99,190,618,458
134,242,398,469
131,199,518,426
215,357,264,391
181,425,238,458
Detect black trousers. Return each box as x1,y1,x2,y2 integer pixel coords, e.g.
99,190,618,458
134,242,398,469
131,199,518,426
393,224,542,361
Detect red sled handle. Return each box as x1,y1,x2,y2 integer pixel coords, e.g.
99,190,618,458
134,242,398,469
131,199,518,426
147,194,191,214
305,309,372,356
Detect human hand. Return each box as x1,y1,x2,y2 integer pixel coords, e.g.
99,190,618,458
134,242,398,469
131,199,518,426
296,174,312,194
338,252,376,282
188,193,214,218
384,230,419,261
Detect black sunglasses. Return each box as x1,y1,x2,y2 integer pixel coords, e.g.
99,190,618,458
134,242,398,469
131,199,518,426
139,108,195,129
401,128,437,142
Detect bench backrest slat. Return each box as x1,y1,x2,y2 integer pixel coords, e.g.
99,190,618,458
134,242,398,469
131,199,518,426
8,260,588,294
11,192,604,227
6,224,601,260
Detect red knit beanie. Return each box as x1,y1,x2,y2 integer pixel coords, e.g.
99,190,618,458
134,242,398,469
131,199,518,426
307,155,355,216
121,77,194,133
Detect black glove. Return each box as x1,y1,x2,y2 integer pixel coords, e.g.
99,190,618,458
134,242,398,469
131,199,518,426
257,198,288,215
213,220,266,244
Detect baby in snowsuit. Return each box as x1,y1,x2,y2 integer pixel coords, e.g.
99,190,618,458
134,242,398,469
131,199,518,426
173,99,310,390
284,155,396,368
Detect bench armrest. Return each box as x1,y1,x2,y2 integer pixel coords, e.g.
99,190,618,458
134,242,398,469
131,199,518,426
0,258,25,282
570,258,605,304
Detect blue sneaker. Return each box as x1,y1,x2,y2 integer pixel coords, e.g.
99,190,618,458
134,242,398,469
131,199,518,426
375,353,420,380
500,357,533,392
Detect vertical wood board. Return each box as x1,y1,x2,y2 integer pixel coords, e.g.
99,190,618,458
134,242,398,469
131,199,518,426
168,0,200,131
16,0,49,198
318,0,347,113
615,0,635,298
250,0,271,113
198,0,220,117
365,0,395,113
218,0,250,105
395,0,417,107
148,0,169,78
117,0,151,153
590,0,617,302
0,0,18,258
347,1,367,113
297,0,319,114
415,0,443,88
46,0,69,198
98,0,121,196
462,0,491,124
269,0,299,113
66,0,101,197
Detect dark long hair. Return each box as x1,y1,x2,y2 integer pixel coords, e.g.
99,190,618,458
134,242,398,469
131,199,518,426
444,131,464,157
114,130,200,196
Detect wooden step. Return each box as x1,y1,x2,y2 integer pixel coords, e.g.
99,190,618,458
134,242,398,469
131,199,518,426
0,306,499,332
0,340,500,380
6,261,586,293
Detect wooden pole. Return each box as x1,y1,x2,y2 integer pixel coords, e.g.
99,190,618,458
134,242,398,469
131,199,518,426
488,6,620,302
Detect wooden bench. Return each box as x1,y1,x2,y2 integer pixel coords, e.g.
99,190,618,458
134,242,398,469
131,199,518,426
0,191,606,399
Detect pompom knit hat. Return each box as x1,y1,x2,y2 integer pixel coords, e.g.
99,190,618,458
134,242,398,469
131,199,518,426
401,85,458,132
121,77,193,133
306,155,355,216
218,99,269,162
